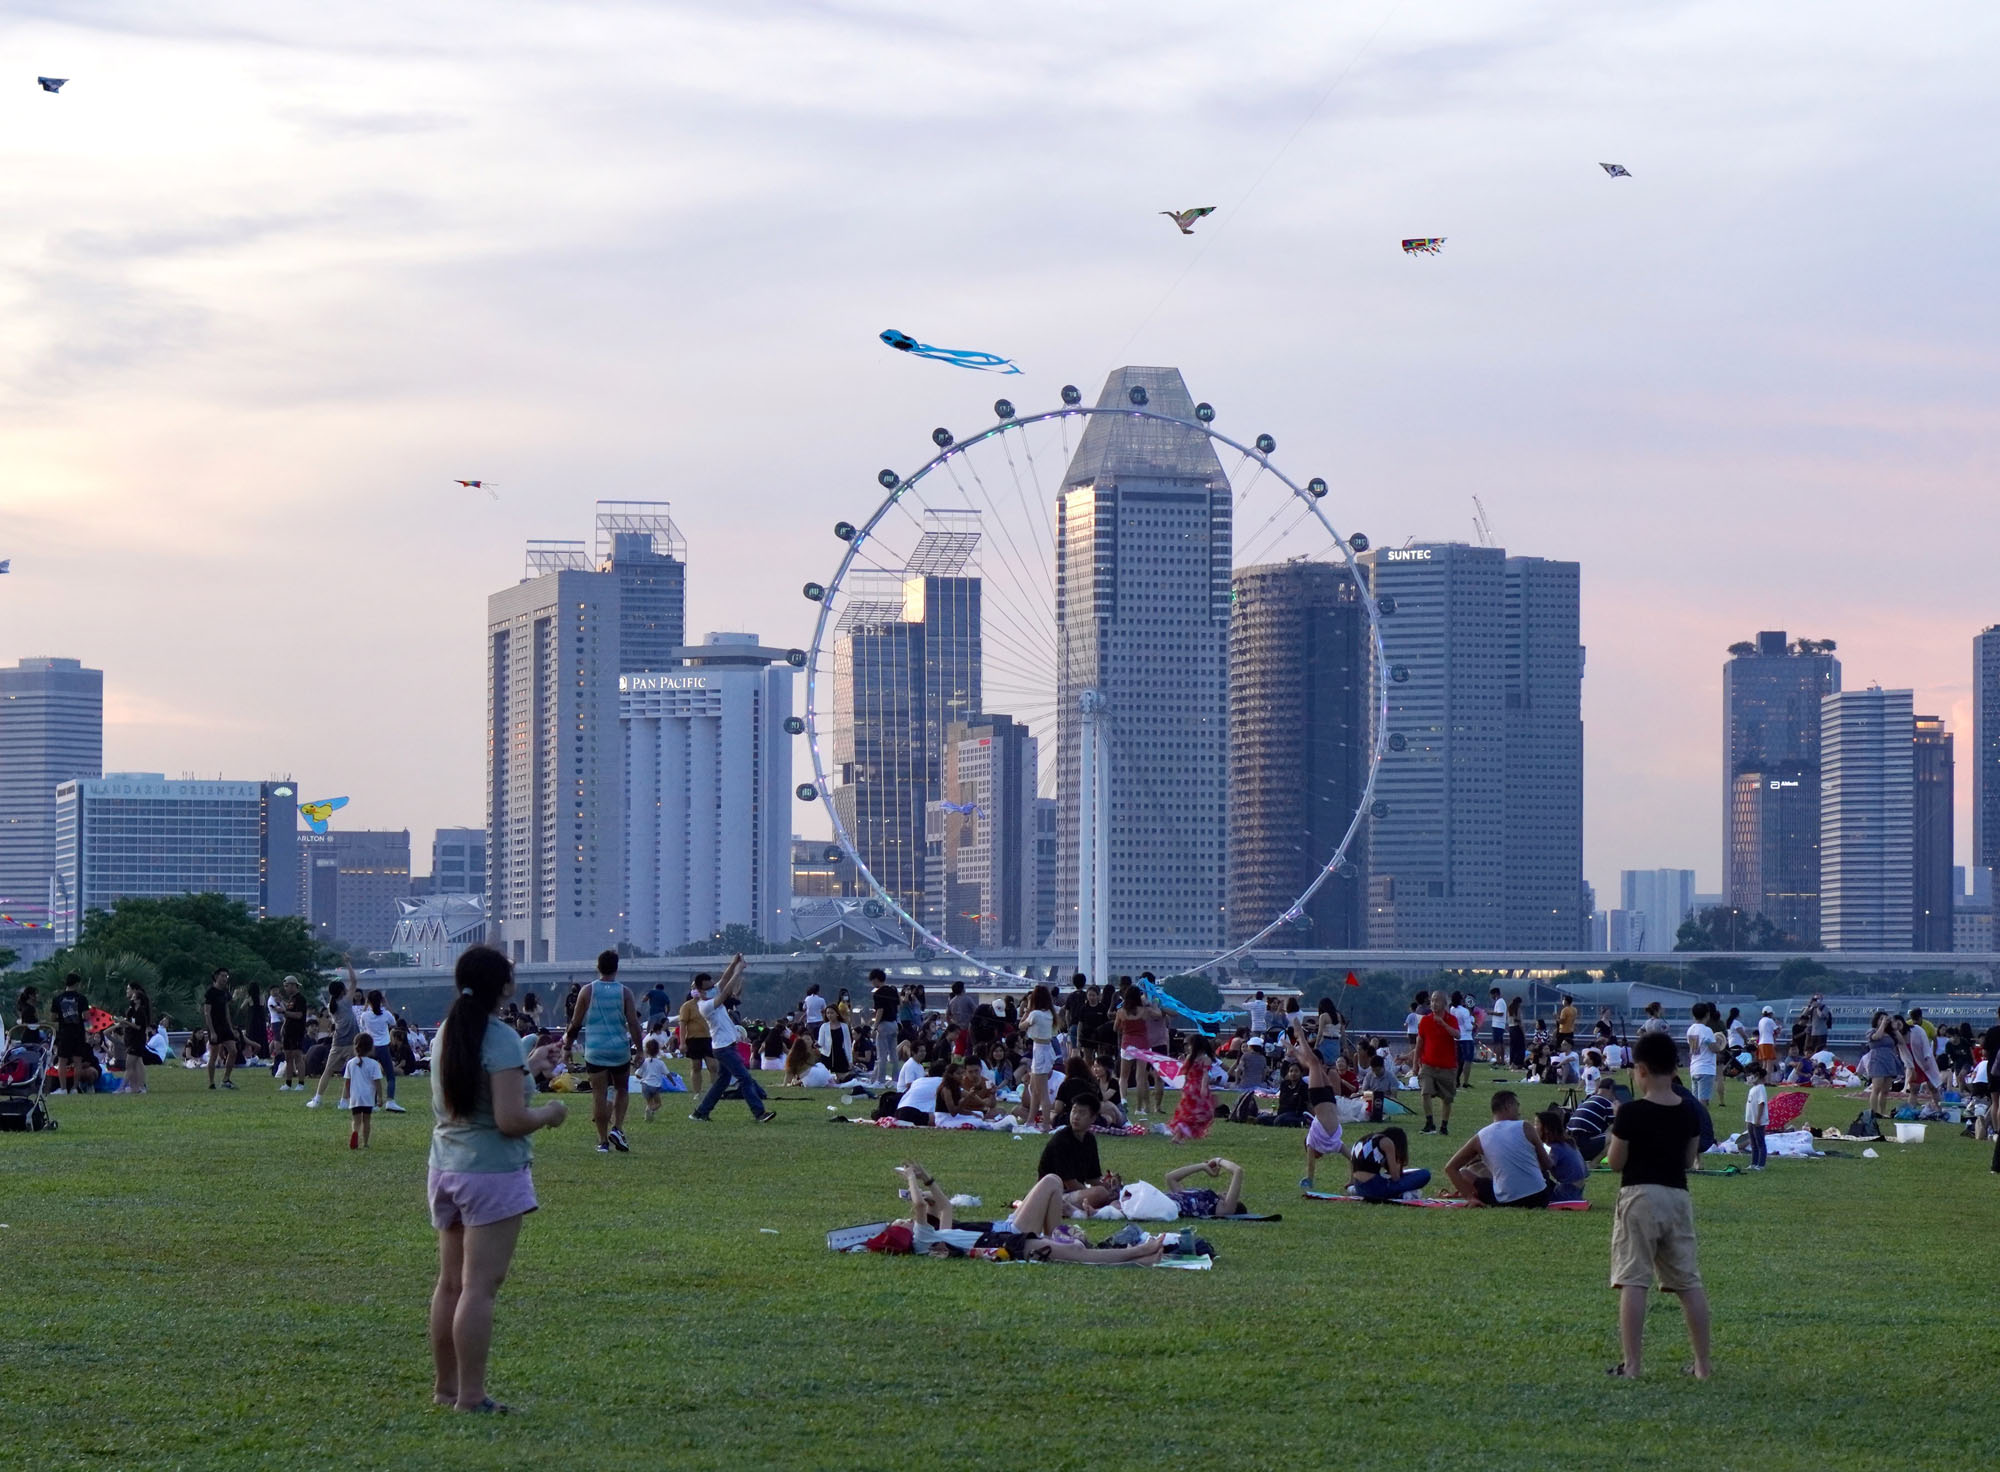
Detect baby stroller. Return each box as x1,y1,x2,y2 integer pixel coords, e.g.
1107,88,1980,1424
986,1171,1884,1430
0,1034,58,1131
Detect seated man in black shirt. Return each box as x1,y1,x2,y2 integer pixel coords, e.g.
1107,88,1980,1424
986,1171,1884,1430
1036,1095,1121,1212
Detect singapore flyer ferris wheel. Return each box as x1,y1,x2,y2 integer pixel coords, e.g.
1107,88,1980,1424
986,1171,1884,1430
794,366,1394,984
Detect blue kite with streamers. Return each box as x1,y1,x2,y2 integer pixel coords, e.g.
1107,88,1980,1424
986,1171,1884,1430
879,328,1021,375
1140,979,1242,1036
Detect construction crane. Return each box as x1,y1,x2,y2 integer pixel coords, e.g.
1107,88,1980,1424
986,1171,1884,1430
1471,495,1495,548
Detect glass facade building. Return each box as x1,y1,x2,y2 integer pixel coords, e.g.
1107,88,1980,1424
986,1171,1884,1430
1723,631,1840,945
1819,687,1914,952
0,657,103,927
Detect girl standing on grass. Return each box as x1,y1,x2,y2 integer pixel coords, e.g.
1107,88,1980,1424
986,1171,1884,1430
344,1034,384,1149
1168,1036,1216,1141
1023,985,1057,1127
1742,1064,1769,1170
428,945,567,1414
122,982,152,1096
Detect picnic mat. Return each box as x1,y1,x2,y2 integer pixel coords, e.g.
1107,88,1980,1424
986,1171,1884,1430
1303,1191,1589,1211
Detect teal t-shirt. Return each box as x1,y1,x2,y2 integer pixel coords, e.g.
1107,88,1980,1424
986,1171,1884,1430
429,1016,534,1175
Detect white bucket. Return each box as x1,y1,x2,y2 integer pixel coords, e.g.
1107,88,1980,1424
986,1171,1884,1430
1892,1122,1926,1144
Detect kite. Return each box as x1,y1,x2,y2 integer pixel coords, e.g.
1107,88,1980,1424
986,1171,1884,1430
454,479,498,500
0,914,46,929
37,77,66,93
1599,163,1631,178
0,560,10,574
879,329,1020,375
1401,238,1445,256
1160,207,1216,235
937,800,983,816
299,796,349,833
1138,979,1241,1036
87,1007,119,1035
1344,970,1360,988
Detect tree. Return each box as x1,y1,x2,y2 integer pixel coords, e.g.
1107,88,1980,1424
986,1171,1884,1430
1674,905,1800,953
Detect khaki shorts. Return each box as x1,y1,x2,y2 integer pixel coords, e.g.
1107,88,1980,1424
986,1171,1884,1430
1610,1184,1702,1293
1419,1065,1458,1105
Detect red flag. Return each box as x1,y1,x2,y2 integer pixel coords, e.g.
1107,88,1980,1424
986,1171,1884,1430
1344,971,1360,988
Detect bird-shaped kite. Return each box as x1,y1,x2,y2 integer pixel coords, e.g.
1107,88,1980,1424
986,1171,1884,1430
879,328,1020,375
299,796,349,833
1160,206,1216,235
37,77,66,93
0,560,10,574
1599,163,1631,178
454,479,498,500
1401,237,1446,255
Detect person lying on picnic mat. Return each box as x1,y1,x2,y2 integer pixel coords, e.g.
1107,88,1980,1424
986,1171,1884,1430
893,1163,1165,1265
1161,1158,1248,1218
1442,1091,1558,1208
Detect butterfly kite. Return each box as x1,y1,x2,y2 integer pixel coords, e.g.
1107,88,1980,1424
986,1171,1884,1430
1160,206,1216,235
37,77,65,93
454,479,498,500
299,796,349,833
1401,238,1446,256
879,329,1020,375
938,800,984,817
1599,163,1631,178
0,914,46,929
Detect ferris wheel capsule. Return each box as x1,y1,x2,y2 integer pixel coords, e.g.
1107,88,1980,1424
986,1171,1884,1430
994,399,1015,420
834,521,856,541
1061,384,1082,405
803,582,825,602
1391,665,1410,683
822,845,843,863
1307,477,1327,499
932,427,954,448
1377,595,1397,615
796,783,819,802
1255,433,1276,454
1194,402,1215,422
1349,533,1370,553
783,716,804,735
1388,732,1407,752
785,649,806,668
877,469,899,489
1128,385,1149,406
1370,800,1391,820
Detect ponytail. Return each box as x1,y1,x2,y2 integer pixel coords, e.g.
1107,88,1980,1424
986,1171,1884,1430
439,945,512,1118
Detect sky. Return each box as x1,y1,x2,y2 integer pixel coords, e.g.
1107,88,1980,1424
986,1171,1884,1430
2,0,1997,903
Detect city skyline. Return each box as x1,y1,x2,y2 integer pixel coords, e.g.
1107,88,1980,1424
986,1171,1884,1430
5,4,2000,906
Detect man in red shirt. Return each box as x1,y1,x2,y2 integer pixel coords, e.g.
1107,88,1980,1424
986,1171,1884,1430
1416,991,1461,1137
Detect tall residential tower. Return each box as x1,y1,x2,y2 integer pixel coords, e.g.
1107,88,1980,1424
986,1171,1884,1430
0,657,103,926
1819,687,1913,952
1723,632,1840,945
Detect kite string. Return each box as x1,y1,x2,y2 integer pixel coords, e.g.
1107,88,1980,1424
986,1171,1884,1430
1111,0,1406,362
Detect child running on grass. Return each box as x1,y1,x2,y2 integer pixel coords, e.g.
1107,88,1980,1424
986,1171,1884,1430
1742,1064,1768,1171
636,1037,672,1122
1606,1029,1712,1380
343,1034,385,1150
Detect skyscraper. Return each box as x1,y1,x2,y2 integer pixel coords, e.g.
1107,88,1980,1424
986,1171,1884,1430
596,502,687,674
828,525,982,924
431,827,487,896
621,633,794,952
487,565,623,962
1820,687,1913,952
1723,631,1841,945
1358,543,1506,947
1975,627,2000,872
300,829,412,951
1226,560,1366,948
926,714,1038,949
1912,713,1953,951
1053,366,1230,953
1502,555,1585,948
0,657,103,926
1619,869,1696,952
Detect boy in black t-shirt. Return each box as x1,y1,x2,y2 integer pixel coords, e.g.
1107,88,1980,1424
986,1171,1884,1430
1605,1029,1711,1380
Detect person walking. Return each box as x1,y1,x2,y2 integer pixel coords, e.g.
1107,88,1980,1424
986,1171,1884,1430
122,981,153,1096
1416,991,1461,1136
427,944,567,1413
564,950,642,1153
687,955,775,1123
355,989,408,1113
1685,1003,1720,1110
307,961,362,1109
204,968,239,1091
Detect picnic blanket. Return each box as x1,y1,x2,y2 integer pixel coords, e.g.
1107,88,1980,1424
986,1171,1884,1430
1303,1191,1590,1211
826,1222,1213,1267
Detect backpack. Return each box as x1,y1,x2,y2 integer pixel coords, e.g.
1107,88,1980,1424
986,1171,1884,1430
1847,1112,1882,1139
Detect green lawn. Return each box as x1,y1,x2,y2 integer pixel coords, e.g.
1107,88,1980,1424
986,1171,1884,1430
2,1065,1992,1471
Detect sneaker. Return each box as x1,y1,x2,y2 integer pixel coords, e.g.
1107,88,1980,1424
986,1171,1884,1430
688,1113,709,1122
384,1101,408,1114
208,1083,217,1090
608,1128,629,1152
1438,1125,1449,1136
595,1142,611,1154
757,1111,778,1124
221,1080,237,1090
336,1098,351,1110
1420,1122,1436,1134
306,1097,322,1108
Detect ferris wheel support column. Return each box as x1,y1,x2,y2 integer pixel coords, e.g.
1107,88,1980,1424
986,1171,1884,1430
1077,689,1110,985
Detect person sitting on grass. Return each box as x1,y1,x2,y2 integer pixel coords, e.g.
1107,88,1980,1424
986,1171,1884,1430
1606,1028,1711,1380
1037,1094,1123,1212
1161,1157,1248,1218
1345,1127,1430,1201
1444,1091,1557,1209
1056,1055,1125,1127
894,1163,1166,1265
894,1060,947,1125
1538,1109,1588,1203
1569,1074,1620,1162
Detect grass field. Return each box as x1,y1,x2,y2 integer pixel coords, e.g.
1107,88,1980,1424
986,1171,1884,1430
2,1064,1992,1472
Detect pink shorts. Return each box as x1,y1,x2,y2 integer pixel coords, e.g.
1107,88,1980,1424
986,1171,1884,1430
427,1166,538,1230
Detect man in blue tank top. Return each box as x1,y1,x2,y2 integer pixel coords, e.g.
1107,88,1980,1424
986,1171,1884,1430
564,951,642,1154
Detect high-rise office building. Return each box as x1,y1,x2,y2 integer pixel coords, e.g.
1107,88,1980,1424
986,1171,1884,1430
259,782,302,920
1033,796,1056,948
1723,631,1840,945
596,503,687,675
53,775,298,943
1820,687,1913,952
487,565,623,963
1052,366,1230,952
0,657,103,927
1975,627,2000,873
621,633,794,952
1502,556,1585,947
1359,543,1505,947
925,714,1038,949
431,827,487,896
1226,561,1365,948
1912,713,1954,951
1618,869,1697,952
300,829,412,951
828,528,982,923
